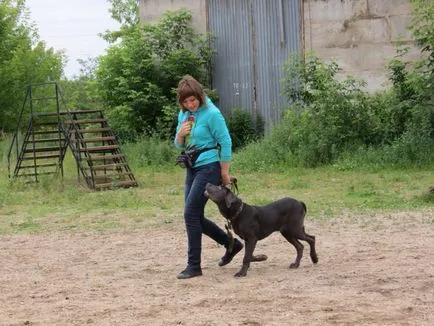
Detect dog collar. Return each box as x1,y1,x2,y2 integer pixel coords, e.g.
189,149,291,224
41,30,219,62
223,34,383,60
232,201,244,220
225,201,244,233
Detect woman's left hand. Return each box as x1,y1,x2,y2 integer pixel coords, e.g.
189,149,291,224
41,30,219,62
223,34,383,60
221,173,231,186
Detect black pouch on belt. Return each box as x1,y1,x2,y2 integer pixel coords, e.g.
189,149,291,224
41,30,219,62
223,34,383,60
175,145,217,168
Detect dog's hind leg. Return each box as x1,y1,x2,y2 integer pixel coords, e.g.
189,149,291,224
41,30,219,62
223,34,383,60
304,232,318,264
281,231,303,268
295,228,318,264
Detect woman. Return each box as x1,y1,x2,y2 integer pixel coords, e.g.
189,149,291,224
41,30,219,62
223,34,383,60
174,75,243,279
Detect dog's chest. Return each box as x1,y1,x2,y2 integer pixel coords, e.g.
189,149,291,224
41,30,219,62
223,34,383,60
231,218,258,240
232,224,246,240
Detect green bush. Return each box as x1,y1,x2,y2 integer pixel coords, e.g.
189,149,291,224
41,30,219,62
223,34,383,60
235,47,433,170
279,54,377,166
232,119,296,172
225,108,264,150
122,137,178,170
232,138,292,173
384,20,434,164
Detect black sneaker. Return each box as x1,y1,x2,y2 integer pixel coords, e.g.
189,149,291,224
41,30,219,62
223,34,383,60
218,238,243,266
177,267,203,279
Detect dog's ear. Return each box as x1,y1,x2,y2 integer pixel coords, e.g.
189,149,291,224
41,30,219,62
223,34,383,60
224,190,238,209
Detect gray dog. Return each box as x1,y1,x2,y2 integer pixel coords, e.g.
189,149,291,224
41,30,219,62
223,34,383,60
204,183,318,277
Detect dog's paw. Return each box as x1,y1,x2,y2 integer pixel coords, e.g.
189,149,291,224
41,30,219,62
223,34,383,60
252,254,267,262
234,270,247,277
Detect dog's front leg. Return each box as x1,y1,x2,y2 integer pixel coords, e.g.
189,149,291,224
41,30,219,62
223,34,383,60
234,238,257,277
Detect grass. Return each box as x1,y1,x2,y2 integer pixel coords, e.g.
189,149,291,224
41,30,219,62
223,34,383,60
1,138,433,235
230,167,434,215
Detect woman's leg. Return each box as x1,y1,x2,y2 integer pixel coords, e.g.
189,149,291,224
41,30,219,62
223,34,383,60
202,218,228,246
183,167,202,270
199,163,230,246
183,163,220,269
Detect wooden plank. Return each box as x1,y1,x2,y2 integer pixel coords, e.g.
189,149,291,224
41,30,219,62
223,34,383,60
33,110,102,116
63,109,102,115
20,163,58,169
30,138,65,143
94,180,137,189
32,130,61,135
64,118,106,124
23,146,62,153
92,172,134,179
16,172,57,177
73,128,111,134
22,154,61,160
88,154,125,161
81,136,116,143
80,145,119,152
33,112,63,117
89,163,128,171
32,121,59,126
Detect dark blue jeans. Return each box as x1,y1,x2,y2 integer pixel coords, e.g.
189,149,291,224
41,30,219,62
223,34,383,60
184,161,229,270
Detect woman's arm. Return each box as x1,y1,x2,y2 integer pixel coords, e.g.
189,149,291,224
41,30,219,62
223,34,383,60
208,106,233,185
174,111,191,148
220,161,231,185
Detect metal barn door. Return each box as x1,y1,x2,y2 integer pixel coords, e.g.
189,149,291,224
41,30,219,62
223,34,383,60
208,0,301,129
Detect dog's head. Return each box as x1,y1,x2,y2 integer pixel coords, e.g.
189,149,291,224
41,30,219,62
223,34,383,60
204,183,240,219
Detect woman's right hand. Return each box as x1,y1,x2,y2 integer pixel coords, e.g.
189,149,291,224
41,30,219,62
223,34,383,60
178,121,192,137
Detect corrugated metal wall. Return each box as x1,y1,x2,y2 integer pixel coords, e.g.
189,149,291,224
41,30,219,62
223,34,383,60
208,0,301,130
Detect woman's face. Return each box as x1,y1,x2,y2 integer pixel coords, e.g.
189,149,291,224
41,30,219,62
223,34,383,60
182,96,200,112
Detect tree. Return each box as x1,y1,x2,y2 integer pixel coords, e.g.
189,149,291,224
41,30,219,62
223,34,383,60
59,58,104,112
95,8,214,138
0,0,65,132
409,0,434,69
102,0,140,43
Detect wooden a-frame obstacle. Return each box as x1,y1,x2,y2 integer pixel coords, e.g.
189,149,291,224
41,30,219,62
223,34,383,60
7,82,138,190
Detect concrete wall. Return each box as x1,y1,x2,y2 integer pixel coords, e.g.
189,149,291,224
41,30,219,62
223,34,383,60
304,0,420,91
138,0,207,33
138,0,420,91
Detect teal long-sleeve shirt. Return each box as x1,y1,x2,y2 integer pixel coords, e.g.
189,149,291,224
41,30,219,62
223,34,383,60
174,97,232,168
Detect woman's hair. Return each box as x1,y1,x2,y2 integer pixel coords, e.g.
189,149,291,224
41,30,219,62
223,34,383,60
176,75,206,111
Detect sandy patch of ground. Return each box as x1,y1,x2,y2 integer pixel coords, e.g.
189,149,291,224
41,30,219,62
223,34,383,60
1,211,433,325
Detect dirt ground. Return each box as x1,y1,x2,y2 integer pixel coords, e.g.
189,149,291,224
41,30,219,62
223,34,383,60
1,211,433,326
